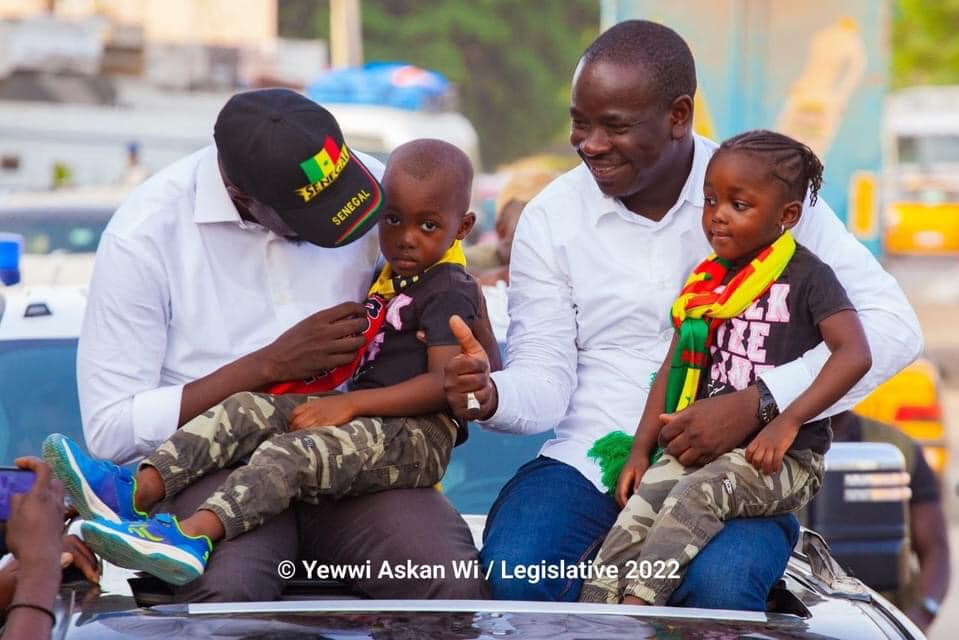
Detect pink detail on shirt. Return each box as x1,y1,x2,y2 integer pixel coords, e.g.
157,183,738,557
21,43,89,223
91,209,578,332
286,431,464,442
386,294,413,330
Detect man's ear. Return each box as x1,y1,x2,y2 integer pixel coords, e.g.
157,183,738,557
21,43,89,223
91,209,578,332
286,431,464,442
457,211,477,240
670,94,694,140
781,201,802,229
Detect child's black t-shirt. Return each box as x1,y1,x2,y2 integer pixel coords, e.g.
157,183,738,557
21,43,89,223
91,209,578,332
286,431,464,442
351,262,480,396
703,243,855,454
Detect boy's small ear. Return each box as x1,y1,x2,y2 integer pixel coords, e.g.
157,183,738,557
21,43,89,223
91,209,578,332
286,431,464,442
781,201,802,229
457,211,477,240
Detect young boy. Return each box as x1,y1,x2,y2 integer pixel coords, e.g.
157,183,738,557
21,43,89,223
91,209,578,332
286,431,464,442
43,138,480,586
579,130,873,606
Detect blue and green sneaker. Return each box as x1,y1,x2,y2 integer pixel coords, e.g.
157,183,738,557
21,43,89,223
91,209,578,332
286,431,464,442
81,513,212,586
42,433,146,523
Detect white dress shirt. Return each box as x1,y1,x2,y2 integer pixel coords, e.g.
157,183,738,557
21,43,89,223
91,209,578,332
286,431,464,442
484,134,923,492
78,145,383,463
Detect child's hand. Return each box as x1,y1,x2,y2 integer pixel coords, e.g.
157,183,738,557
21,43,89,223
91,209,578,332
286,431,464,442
289,395,356,431
745,414,801,475
615,452,651,508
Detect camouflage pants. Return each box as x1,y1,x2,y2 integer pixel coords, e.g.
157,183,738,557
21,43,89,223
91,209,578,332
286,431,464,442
143,391,458,540
578,447,824,605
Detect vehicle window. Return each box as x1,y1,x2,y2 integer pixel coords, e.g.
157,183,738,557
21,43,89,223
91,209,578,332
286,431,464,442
0,339,85,464
443,425,553,515
0,213,110,254
897,134,959,165
0,336,553,511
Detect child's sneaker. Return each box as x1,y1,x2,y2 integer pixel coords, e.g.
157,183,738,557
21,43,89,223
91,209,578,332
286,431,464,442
42,433,145,523
81,513,212,586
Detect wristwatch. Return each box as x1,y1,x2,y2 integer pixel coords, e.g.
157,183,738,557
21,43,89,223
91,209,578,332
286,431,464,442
920,596,941,618
755,379,780,426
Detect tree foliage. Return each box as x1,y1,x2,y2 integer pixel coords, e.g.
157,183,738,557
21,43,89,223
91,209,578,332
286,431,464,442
278,0,598,168
892,0,959,88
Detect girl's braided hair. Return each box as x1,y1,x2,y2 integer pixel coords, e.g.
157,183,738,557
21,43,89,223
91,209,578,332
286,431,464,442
719,130,824,206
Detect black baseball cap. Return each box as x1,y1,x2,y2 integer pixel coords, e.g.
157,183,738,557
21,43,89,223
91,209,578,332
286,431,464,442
214,88,383,248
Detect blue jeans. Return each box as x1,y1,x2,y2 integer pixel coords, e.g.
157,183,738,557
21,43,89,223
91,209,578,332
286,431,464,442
480,456,800,608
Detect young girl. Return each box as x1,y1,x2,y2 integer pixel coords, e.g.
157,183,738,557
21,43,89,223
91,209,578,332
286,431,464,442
579,130,872,606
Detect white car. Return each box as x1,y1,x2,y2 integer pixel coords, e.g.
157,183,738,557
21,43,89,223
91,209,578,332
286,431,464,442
0,284,88,464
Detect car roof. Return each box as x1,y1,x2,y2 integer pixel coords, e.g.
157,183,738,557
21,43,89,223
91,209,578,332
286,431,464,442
0,284,85,339
58,526,921,640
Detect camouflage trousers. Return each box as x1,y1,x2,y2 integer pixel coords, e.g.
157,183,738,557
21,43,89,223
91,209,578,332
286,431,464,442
578,447,824,605
143,391,458,540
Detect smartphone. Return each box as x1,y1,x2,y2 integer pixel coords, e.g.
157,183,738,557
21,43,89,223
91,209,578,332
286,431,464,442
0,467,36,521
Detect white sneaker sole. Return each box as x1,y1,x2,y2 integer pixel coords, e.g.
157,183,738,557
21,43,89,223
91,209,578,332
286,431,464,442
43,435,122,524
81,520,205,586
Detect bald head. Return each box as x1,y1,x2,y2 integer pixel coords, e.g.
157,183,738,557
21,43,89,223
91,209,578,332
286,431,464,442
386,139,474,212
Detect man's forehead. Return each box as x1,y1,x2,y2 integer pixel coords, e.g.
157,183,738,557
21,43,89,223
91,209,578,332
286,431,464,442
571,58,658,103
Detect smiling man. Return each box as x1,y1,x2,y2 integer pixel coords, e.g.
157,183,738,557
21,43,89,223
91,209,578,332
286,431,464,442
443,20,922,608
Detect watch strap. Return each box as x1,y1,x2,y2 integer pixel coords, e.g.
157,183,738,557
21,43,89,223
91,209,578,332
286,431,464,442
756,379,780,426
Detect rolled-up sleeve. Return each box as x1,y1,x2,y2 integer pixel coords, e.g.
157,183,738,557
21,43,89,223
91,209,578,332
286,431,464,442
761,198,923,418
482,204,578,434
77,233,181,463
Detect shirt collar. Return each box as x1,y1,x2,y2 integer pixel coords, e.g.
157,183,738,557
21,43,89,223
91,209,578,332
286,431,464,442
194,145,244,225
589,133,716,226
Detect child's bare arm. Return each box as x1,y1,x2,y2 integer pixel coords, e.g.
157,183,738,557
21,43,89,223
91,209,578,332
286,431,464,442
616,334,677,506
289,344,460,429
747,309,872,474
633,334,678,457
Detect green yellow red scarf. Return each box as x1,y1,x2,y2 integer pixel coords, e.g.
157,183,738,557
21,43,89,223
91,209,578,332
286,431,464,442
268,240,467,395
589,231,797,491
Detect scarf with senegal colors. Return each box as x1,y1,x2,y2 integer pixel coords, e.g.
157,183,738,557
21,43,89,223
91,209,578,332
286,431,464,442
588,231,797,493
268,240,467,395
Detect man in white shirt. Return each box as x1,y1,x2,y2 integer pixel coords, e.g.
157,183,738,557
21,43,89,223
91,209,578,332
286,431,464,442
79,88,489,601
444,20,922,607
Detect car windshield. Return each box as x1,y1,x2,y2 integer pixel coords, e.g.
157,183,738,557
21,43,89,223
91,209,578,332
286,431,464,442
0,339,85,464
444,426,553,514
0,210,110,254
0,337,549,513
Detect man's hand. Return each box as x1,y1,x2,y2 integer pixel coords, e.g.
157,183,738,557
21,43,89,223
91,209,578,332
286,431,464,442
659,386,760,465
7,458,65,576
444,315,497,421
745,414,801,475
258,302,369,382
289,395,356,430
62,534,100,584
615,452,650,508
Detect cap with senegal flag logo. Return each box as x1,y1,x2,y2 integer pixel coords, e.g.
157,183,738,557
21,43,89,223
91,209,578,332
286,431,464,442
214,88,383,248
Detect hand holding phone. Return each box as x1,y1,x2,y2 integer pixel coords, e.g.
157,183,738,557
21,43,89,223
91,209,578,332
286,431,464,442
0,467,37,522
5,458,65,575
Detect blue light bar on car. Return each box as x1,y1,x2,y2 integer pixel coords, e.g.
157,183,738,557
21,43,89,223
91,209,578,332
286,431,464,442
0,233,22,286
